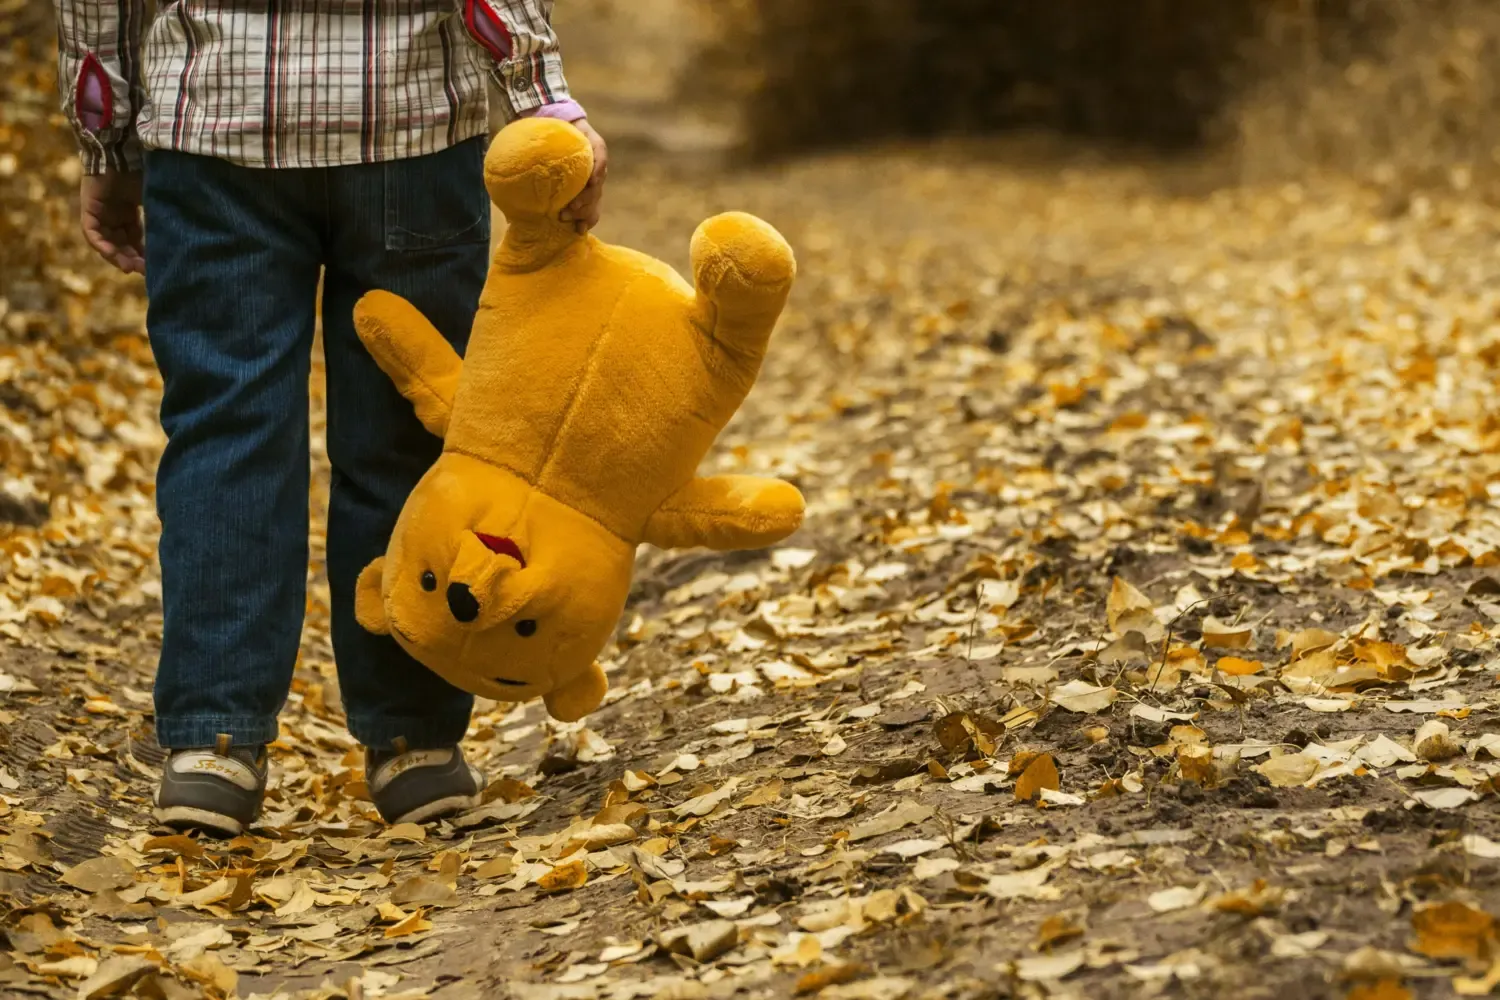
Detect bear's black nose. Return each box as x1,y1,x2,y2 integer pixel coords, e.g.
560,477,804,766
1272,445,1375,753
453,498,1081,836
446,582,480,623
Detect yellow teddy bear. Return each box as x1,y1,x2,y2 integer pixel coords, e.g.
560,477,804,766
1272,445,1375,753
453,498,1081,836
350,117,803,723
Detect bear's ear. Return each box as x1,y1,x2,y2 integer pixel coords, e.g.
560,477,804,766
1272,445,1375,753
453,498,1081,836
543,662,608,723
355,559,391,636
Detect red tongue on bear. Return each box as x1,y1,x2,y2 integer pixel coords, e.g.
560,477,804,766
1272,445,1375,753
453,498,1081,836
475,533,526,568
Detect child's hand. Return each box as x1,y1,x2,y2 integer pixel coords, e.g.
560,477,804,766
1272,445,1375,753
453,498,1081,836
560,118,607,234
80,172,146,275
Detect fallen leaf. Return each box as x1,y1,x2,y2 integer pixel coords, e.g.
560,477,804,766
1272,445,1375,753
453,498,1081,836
76,956,155,999
1346,981,1413,1000
1208,879,1284,916
179,953,237,995
985,865,1059,901
848,800,933,842
1410,901,1495,962
36,957,98,980
656,919,739,962
1411,787,1479,810
474,856,515,879
59,856,136,893
379,822,427,842
142,835,203,859
1035,914,1085,950
1107,576,1158,636
390,876,458,907
1049,680,1118,714
795,963,868,995
1463,835,1500,860
537,860,589,894
1414,720,1463,762
1148,884,1207,913
1012,950,1086,982
1215,656,1263,676
1202,616,1252,649
1255,753,1319,787
1014,753,1060,803
1456,958,1500,997
674,777,743,818
739,778,784,807
384,909,433,938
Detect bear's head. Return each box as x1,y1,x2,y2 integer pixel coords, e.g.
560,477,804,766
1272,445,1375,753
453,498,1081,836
356,454,630,721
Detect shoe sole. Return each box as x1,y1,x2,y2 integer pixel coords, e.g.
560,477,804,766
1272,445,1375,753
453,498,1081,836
154,805,246,838
389,792,482,826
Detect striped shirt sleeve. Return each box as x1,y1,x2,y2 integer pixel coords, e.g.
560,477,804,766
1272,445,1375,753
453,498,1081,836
54,0,146,174
457,0,584,124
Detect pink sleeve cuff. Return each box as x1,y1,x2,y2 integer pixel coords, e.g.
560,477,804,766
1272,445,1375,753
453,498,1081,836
523,99,587,123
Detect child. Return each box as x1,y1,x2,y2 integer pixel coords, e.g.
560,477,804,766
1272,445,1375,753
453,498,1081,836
53,0,607,835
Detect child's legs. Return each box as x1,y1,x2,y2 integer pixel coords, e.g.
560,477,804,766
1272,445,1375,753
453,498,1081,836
320,137,490,750
142,152,324,749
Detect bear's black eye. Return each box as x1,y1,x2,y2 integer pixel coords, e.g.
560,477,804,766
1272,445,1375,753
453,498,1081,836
515,619,538,638
420,571,437,592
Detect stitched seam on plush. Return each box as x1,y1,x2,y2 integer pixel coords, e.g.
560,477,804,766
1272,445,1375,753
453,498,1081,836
438,445,629,544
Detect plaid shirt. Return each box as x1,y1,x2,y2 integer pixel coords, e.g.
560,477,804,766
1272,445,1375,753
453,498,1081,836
54,0,584,174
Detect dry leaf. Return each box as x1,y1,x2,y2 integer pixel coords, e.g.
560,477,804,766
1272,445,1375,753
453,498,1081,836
59,856,136,893
390,876,458,907
1414,720,1463,762
1215,656,1263,676
1346,981,1413,1000
674,777,743,818
1148,885,1207,913
537,860,588,894
848,800,933,842
1410,901,1495,962
1202,615,1252,649
384,909,433,938
179,953,237,995
1049,680,1118,714
474,856,516,879
1255,753,1319,787
1208,880,1285,916
1107,577,1163,641
1035,914,1085,950
77,956,156,1000
738,778,784,808
1014,753,1060,803
1012,950,1086,982
795,963,868,995
1411,787,1480,810
1455,958,1500,996
656,919,739,962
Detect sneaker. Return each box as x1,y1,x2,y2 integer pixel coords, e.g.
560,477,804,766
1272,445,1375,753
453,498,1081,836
365,739,484,825
153,734,268,837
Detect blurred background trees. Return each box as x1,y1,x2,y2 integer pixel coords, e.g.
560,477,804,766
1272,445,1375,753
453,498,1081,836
560,0,1500,195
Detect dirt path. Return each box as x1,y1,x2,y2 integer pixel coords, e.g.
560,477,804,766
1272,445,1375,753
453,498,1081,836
5,16,1500,1000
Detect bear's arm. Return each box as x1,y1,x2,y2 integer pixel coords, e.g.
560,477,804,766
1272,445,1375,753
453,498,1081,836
353,290,464,439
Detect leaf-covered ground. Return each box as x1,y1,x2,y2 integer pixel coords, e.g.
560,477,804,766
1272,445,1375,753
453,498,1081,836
4,17,1500,1000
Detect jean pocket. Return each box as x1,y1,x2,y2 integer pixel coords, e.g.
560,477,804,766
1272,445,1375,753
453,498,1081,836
383,138,491,253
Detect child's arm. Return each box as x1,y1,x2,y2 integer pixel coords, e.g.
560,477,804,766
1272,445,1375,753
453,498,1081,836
53,0,147,274
53,0,146,175
458,0,608,233
458,0,585,125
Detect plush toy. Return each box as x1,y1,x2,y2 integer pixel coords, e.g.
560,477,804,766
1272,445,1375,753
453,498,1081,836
350,117,803,723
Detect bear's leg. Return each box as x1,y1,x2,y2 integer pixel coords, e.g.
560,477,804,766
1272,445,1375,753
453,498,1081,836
642,475,805,552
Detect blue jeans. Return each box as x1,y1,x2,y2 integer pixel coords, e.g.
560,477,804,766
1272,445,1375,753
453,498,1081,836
142,138,489,751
